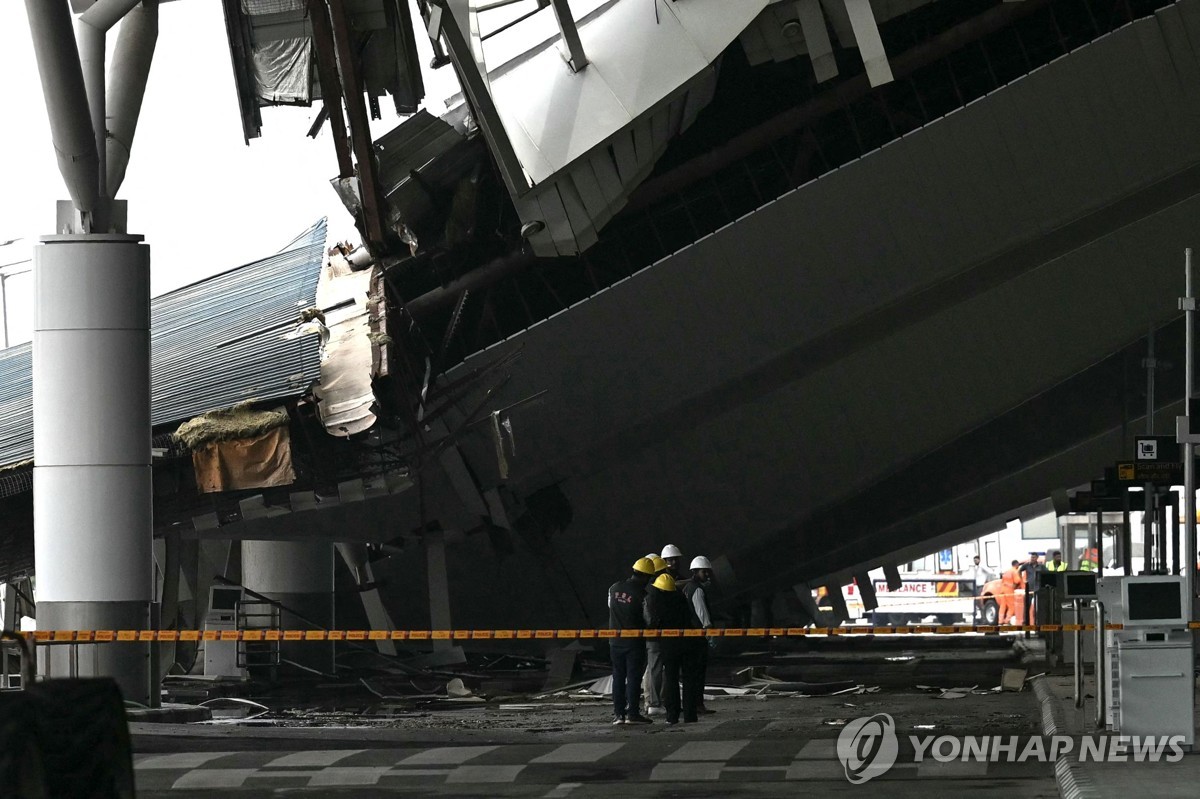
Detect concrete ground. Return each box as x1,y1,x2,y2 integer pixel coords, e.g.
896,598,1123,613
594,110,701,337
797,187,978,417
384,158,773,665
1036,671,1200,799
130,637,1059,796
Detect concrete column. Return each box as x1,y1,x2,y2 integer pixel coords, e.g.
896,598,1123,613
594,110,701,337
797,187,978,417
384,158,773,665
33,234,154,705
425,530,452,650
242,540,334,674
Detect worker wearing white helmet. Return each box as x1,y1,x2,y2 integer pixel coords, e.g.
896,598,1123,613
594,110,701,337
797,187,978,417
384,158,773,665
645,545,684,716
682,555,716,715
661,544,684,577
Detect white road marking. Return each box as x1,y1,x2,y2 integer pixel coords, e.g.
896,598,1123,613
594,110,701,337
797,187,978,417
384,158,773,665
794,740,838,760
543,783,584,798
724,766,788,772
446,765,526,783
785,760,844,780
171,769,258,789
264,749,365,768
399,746,499,765
663,739,750,761
651,762,723,781
531,743,625,764
137,752,238,769
307,766,394,786
384,769,454,777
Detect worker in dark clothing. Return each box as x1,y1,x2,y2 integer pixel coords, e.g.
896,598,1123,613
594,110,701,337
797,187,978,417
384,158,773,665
1018,552,1042,637
644,572,696,724
608,558,656,725
643,555,670,716
681,556,715,716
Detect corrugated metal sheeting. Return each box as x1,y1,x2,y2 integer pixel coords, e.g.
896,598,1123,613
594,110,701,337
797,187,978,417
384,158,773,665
0,219,326,469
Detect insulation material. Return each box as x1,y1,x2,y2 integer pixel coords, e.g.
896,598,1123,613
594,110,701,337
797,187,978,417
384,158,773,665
312,256,379,437
252,38,313,104
190,425,296,494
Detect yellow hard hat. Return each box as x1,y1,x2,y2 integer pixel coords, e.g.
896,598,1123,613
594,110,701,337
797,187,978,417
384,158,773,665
650,555,668,573
653,573,677,592
633,557,656,575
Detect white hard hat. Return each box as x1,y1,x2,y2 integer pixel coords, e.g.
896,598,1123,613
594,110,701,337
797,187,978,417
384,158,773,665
646,553,658,560
661,544,683,558
690,556,712,570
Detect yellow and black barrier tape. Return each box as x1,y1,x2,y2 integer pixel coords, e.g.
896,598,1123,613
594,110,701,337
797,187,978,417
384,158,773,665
7,622,1200,644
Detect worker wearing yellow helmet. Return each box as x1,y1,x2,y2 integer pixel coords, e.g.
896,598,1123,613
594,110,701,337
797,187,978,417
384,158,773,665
643,571,697,724
644,548,681,716
607,557,656,725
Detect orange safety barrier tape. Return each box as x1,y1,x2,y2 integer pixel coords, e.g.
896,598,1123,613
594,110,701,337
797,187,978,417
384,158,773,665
10,621,1182,643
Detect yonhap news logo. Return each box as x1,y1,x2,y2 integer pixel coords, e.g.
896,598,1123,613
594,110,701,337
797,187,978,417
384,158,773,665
836,713,898,784
836,712,1186,784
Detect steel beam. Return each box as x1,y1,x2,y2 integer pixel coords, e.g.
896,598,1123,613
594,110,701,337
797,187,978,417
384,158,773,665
550,0,587,72
326,0,389,246
308,0,354,178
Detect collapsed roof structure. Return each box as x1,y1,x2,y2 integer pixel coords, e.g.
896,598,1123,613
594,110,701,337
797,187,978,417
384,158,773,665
7,0,1198,634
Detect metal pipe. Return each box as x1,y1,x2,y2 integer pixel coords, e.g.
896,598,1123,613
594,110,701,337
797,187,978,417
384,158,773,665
80,0,145,31
1146,328,1156,571
77,22,106,205
1073,599,1084,708
106,0,159,197
402,249,539,317
1186,248,1197,616
1095,600,1106,729
24,0,99,217
1172,489,1181,574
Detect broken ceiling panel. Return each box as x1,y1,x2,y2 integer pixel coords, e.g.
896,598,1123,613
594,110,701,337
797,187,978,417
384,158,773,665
221,0,425,140
312,248,379,437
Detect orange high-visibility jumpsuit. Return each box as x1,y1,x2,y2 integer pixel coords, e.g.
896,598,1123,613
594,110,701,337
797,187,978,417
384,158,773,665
998,567,1023,625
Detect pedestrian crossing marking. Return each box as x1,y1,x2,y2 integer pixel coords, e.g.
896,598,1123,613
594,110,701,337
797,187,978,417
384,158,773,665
650,762,722,781
446,765,527,783
794,740,838,759
399,745,498,765
531,743,624,763
664,739,750,761
137,752,238,769
307,766,392,786
171,768,258,789
264,749,364,768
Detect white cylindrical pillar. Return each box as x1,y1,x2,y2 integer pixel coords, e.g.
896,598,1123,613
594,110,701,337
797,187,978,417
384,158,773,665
242,540,334,674
33,234,153,704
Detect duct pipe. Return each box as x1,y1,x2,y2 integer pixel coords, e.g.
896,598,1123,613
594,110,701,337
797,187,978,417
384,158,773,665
106,1,158,196
24,0,99,218
33,234,154,705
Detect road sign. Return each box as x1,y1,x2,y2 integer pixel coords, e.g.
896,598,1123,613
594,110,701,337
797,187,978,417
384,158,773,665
1115,460,1183,485
1069,492,1125,513
1135,435,1179,462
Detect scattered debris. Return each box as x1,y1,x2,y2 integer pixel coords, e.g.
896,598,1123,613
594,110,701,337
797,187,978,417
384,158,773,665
446,678,473,698
823,719,849,726
1001,668,1028,692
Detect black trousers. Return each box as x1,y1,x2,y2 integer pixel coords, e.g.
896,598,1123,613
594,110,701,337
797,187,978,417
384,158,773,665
658,642,683,722
610,642,646,716
681,639,706,722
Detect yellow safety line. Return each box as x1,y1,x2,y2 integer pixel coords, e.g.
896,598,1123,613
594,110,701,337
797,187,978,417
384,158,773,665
14,621,1197,644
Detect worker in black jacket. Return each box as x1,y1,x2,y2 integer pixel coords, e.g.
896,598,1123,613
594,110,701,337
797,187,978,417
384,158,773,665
607,558,656,725
643,572,696,724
